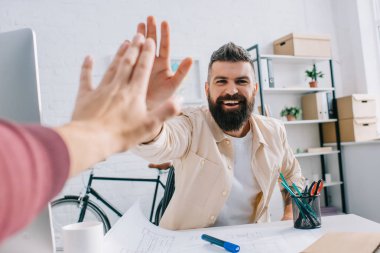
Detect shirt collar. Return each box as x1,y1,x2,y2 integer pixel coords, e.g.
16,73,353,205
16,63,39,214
249,114,268,147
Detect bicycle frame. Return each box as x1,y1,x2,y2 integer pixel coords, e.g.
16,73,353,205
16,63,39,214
78,170,166,223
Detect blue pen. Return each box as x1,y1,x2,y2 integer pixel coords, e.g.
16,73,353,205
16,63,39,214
201,234,240,253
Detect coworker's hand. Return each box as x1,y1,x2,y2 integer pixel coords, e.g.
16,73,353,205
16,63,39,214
137,16,193,109
72,40,132,121
71,34,179,152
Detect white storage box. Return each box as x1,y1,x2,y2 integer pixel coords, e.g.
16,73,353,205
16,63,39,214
337,94,377,120
323,118,378,143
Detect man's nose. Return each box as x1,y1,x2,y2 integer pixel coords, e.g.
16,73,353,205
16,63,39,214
225,83,238,95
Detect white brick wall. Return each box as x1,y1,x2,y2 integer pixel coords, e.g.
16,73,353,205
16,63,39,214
0,0,342,224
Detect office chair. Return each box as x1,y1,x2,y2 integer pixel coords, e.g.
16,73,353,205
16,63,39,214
152,165,175,225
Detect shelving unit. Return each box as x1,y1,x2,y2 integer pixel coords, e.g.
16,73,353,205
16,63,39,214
260,54,331,63
294,150,340,158
324,181,343,187
283,119,337,125
263,87,335,94
248,44,347,213
324,139,380,146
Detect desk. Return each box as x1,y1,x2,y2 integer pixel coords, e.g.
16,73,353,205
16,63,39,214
179,214,380,252
202,213,380,232
105,204,380,253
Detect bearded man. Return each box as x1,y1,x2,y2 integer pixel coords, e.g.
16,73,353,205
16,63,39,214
134,41,304,230
133,18,304,230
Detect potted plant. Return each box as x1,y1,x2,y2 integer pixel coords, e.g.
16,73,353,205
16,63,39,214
280,106,302,121
305,64,324,88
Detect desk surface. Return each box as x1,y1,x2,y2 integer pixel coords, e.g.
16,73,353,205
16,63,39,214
180,214,380,252
203,213,380,232
16,213,380,253
94,208,380,253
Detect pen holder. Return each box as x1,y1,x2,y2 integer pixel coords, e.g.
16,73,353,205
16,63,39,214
291,194,321,229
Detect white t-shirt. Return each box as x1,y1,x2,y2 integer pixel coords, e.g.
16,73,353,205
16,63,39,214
213,131,261,226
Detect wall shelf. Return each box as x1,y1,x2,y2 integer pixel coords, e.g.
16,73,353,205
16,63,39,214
283,119,337,125
295,150,340,158
324,181,343,187
260,54,331,63
324,139,380,147
263,87,335,94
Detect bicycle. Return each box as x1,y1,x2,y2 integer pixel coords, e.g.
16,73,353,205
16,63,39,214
51,165,171,251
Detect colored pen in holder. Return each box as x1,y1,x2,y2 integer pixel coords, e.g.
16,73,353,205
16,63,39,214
291,194,321,229
279,172,322,229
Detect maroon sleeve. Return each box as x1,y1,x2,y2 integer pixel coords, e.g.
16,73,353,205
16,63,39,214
0,119,70,242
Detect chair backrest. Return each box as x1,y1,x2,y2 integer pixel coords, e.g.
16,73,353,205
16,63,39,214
154,166,175,225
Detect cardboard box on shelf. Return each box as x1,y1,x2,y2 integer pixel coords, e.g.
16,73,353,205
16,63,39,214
337,94,377,119
322,122,337,143
273,33,331,58
322,118,378,143
301,92,329,120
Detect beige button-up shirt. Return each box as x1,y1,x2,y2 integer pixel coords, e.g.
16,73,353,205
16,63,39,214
133,106,304,230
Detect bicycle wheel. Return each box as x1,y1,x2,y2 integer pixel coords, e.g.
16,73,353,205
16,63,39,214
51,195,111,251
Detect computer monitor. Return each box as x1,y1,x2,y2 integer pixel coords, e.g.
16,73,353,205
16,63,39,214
0,28,55,253
0,207,55,253
0,28,41,123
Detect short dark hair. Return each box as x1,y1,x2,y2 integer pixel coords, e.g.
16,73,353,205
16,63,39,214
207,42,255,81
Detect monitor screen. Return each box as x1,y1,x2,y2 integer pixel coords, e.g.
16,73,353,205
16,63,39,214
0,28,41,123
0,29,54,253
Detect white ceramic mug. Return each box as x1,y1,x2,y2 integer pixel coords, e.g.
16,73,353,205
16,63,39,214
63,221,103,253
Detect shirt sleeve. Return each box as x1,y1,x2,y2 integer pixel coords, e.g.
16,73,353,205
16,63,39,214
132,113,193,163
0,119,70,242
279,123,305,191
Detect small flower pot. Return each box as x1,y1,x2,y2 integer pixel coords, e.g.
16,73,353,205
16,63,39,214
309,81,318,88
286,115,296,121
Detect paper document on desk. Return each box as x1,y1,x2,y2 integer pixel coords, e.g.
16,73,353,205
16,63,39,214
301,232,380,253
104,202,323,253
104,202,176,252
104,203,221,253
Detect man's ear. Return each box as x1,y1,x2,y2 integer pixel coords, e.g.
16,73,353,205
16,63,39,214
253,83,258,96
205,82,210,97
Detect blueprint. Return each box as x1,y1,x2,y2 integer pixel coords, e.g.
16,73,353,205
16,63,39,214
103,202,324,253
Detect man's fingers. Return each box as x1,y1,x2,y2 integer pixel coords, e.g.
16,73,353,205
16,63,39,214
100,41,129,86
159,21,170,58
114,34,145,87
170,57,193,88
146,16,157,46
78,56,93,95
129,38,156,95
137,23,146,36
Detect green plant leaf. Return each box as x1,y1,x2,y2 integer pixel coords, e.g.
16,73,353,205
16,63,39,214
280,106,302,117
305,65,324,81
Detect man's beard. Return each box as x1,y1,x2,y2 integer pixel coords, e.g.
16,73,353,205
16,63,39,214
208,93,254,132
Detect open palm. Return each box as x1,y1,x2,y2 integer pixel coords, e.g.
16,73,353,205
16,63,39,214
137,16,193,109
72,34,179,151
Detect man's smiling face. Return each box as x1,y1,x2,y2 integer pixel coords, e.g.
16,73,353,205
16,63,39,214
206,61,257,131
